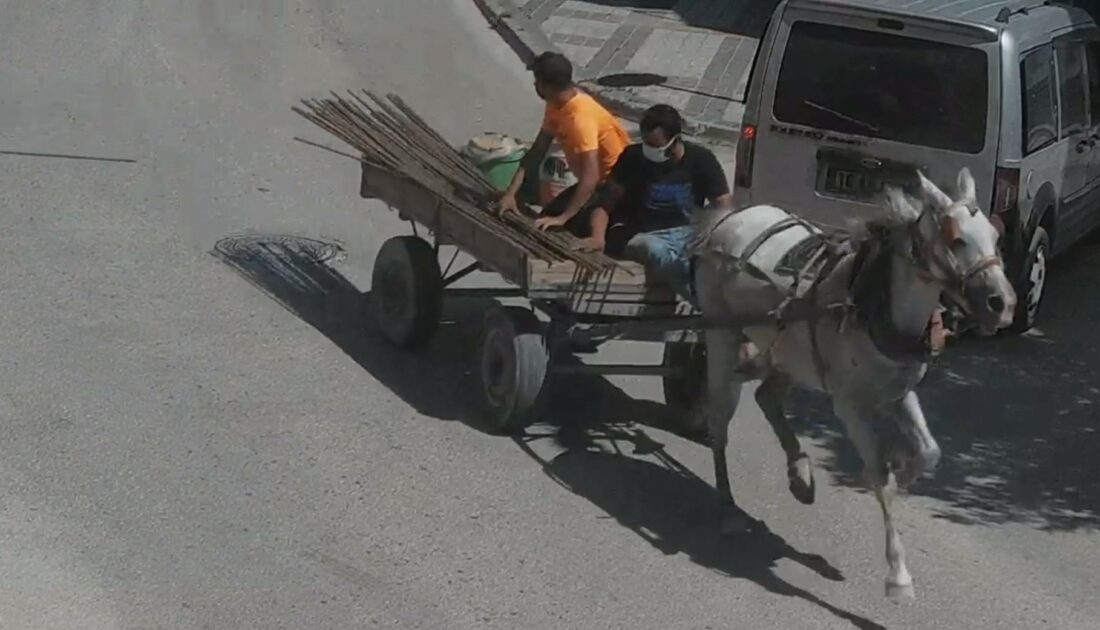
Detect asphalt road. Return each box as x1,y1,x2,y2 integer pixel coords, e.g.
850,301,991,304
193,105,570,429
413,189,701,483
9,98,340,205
2,2,1099,629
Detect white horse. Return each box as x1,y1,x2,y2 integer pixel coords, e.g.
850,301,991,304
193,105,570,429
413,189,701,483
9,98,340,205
691,168,1015,600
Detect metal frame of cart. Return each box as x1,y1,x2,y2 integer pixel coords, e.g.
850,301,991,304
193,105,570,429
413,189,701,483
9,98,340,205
360,161,715,434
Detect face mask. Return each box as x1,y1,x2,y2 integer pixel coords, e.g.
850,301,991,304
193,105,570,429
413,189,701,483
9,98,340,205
642,135,678,163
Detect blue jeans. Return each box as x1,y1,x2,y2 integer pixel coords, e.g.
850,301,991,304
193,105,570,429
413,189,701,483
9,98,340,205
624,225,696,304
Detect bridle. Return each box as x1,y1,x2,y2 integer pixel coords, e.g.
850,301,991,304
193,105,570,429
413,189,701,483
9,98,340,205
906,203,1005,313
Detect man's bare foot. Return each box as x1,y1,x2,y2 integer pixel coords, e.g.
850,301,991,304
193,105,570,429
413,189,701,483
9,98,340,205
572,237,605,252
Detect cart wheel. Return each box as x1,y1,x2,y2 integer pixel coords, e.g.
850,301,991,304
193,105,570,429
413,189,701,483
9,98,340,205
479,306,549,434
662,341,708,434
371,235,443,349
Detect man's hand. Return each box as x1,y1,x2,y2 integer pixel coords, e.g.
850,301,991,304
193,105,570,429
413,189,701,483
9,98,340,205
496,130,550,216
497,192,519,215
534,215,566,231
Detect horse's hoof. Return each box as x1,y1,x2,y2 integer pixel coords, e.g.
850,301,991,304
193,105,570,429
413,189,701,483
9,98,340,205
894,445,941,490
892,439,941,488
885,579,916,602
893,464,918,490
920,443,942,474
720,509,753,536
787,454,815,505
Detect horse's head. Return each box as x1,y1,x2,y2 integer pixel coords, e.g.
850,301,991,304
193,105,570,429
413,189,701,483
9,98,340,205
886,167,1016,336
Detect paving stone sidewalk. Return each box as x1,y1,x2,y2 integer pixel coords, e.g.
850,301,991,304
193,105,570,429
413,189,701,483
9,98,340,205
473,0,779,141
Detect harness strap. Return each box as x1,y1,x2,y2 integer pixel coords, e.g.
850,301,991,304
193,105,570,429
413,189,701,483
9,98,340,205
736,217,809,270
773,237,836,324
698,214,822,297
774,239,849,393
807,275,832,393
688,207,739,255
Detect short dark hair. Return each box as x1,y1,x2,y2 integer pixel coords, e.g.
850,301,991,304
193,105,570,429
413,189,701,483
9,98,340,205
529,52,573,91
640,104,683,140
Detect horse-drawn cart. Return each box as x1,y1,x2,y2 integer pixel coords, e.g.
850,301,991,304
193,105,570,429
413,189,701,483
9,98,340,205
359,160,708,434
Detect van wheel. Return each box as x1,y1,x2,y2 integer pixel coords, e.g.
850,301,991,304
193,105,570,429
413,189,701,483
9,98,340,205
1007,226,1049,334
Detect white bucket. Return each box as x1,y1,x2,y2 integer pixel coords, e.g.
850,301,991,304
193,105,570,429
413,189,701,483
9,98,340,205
537,143,577,207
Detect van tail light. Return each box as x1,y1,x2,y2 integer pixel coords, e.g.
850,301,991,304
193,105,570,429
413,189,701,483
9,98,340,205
734,123,757,189
992,166,1020,252
992,166,1019,218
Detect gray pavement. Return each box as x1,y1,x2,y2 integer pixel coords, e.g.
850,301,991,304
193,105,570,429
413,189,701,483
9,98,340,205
1,1,1100,629
474,0,778,139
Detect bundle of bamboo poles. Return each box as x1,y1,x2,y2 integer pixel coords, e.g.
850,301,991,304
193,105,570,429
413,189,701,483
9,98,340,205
292,90,617,273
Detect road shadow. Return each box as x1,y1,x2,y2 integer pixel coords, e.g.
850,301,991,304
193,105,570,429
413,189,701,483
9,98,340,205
212,234,493,427
788,232,1100,532
213,234,883,627
211,233,684,435
514,422,886,630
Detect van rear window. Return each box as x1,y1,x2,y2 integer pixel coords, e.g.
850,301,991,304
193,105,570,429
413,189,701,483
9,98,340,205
772,21,989,154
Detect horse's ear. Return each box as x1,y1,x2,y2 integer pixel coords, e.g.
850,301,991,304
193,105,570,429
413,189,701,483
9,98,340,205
956,167,977,205
917,170,953,211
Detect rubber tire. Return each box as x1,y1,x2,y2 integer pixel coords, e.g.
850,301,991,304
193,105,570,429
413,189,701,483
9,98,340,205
661,341,708,434
371,235,443,349
478,306,549,434
1006,226,1049,335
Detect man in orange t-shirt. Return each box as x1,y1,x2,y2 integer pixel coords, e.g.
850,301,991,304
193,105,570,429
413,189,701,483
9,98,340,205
498,52,629,245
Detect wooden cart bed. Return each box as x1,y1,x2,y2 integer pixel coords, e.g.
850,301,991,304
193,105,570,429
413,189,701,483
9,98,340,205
360,161,693,319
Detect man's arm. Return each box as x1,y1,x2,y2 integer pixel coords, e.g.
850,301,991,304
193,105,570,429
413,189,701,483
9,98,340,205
710,191,734,209
598,177,626,213
573,177,627,250
535,149,600,230
699,148,734,209
535,113,603,230
574,206,611,252
499,130,552,214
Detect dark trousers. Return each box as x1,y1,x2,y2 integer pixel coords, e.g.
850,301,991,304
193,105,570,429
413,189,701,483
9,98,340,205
541,183,635,257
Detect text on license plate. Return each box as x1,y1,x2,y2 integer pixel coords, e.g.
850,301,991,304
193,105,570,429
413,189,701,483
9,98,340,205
824,168,884,195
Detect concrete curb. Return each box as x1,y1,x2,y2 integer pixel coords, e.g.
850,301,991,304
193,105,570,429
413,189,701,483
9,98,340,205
471,0,741,144
471,0,555,64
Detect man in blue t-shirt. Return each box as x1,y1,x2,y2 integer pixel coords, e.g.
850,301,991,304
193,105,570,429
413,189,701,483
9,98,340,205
578,105,733,303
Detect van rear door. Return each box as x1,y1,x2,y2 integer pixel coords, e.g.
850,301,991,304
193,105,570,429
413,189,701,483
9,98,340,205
745,5,1001,227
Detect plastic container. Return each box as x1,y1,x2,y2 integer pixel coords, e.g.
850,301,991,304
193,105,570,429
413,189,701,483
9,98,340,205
537,144,577,207
481,152,526,191
461,133,528,192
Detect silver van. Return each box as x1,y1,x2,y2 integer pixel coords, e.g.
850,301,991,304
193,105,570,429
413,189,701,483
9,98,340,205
735,0,1100,333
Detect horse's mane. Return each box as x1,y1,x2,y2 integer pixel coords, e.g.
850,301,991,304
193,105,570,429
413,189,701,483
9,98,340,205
843,187,922,248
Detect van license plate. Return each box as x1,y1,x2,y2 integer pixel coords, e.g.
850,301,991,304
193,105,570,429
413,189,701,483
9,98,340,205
824,168,882,196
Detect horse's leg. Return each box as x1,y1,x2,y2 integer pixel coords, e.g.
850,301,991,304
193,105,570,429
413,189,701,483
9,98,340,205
834,396,914,601
874,478,913,601
889,390,942,489
705,327,751,535
755,374,815,505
